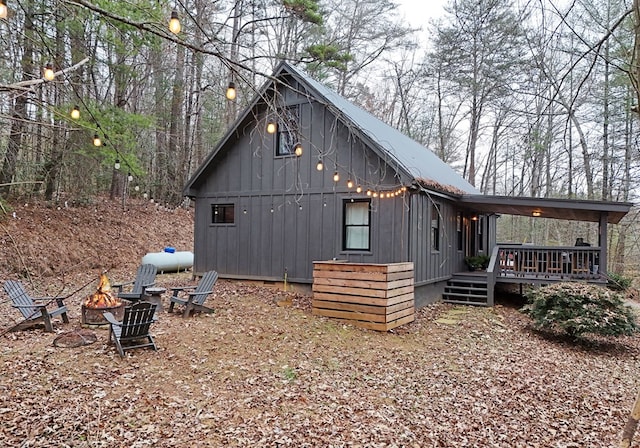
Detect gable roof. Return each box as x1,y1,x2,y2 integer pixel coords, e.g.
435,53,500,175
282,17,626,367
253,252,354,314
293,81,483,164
184,61,479,196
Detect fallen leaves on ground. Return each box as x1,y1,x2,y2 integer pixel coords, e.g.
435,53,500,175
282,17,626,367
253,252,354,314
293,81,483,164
0,199,639,447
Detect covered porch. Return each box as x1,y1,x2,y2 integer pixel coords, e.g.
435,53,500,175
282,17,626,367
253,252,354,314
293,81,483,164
443,195,633,306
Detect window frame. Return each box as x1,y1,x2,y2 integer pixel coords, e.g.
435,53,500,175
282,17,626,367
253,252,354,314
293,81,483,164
211,203,235,225
275,105,299,157
342,199,371,251
431,203,440,251
456,211,463,251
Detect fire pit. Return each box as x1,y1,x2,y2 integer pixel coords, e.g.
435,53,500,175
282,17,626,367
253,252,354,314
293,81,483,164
81,274,126,326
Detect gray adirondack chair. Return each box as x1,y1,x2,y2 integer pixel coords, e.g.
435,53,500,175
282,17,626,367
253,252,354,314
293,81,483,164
113,264,157,302
3,280,69,332
168,271,218,318
103,301,158,358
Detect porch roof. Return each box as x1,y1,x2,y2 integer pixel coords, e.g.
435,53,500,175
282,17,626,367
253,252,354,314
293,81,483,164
458,195,633,224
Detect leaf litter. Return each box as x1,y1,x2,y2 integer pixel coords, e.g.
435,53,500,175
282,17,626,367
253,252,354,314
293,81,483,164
0,199,639,446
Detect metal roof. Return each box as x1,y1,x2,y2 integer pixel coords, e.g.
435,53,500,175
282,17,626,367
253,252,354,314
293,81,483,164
280,63,479,195
458,195,634,224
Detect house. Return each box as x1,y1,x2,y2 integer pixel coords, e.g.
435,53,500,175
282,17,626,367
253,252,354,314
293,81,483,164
183,62,633,307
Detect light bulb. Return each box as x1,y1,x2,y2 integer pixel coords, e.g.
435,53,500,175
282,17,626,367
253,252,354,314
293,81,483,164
226,82,236,100
333,172,340,182
114,159,121,170
134,185,140,191
169,10,181,34
93,134,101,147
316,160,323,171
127,173,133,182
266,122,276,134
143,192,148,199
356,185,362,193
294,143,303,156
0,0,7,20
44,64,55,81
70,106,80,120
366,189,372,196
347,179,353,189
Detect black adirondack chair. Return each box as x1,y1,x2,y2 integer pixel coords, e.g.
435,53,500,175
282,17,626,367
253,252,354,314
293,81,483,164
168,271,218,318
113,264,157,302
3,280,69,332
103,301,158,358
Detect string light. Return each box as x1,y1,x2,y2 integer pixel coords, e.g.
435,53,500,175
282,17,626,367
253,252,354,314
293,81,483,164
169,9,181,34
333,171,340,182
294,143,303,156
70,106,80,120
43,63,55,81
356,185,362,193
316,159,323,171
93,134,102,147
114,159,121,170
347,179,353,189
127,172,133,182
266,122,277,134
134,185,140,191
0,0,7,20
226,82,236,100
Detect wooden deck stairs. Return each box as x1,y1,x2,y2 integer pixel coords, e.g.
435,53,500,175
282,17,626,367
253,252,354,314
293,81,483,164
442,273,489,306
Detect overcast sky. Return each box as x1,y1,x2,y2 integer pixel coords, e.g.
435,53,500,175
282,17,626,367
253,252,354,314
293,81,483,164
396,0,447,28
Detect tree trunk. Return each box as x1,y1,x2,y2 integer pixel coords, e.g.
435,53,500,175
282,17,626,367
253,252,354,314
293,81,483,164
0,5,34,197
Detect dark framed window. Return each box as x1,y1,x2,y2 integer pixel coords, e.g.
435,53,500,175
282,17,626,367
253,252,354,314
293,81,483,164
478,215,484,251
343,199,371,251
211,204,234,224
456,212,463,251
431,203,440,251
276,105,299,156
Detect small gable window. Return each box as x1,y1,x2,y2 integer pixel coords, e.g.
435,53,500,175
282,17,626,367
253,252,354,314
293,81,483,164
276,105,299,156
343,200,371,251
211,204,234,224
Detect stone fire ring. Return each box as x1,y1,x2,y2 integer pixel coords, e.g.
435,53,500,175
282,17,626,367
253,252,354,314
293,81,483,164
53,329,98,348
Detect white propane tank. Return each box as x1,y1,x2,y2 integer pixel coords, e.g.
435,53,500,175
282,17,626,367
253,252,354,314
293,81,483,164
141,248,194,273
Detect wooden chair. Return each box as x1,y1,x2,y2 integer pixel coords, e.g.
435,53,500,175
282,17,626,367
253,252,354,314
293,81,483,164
546,251,564,277
519,251,538,276
113,264,157,302
572,251,590,277
103,301,158,358
3,280,69,332
168,271,218,318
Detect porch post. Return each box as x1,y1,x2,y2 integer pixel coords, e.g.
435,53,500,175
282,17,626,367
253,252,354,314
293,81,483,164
599,212,608,275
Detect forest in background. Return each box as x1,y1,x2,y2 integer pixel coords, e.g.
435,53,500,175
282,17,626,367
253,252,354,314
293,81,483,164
1,0,639,272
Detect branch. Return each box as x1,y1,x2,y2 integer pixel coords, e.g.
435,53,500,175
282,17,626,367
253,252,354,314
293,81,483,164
0,57,90,92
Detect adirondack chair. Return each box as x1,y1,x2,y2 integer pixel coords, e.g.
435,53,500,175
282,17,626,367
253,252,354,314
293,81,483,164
113,264,157,302
168,271,218,318
3,280,69,332
103,301,158,358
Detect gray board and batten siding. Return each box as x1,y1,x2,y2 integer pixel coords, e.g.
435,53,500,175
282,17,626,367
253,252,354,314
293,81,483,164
185,62,480,302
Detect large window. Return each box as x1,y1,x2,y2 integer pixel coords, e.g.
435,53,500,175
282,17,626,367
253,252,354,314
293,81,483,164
431,204,440,251
276,105,299,156
343,200,371,251
211,204,234,224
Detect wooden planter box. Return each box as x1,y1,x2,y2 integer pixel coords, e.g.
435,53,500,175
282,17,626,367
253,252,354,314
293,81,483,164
312,261,415,331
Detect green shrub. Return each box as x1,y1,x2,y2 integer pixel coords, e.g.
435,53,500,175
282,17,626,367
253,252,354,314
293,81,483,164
521,282,638,338
607,272,633,291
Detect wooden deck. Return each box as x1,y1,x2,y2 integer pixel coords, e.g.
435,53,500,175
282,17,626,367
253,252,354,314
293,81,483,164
444,245,607,306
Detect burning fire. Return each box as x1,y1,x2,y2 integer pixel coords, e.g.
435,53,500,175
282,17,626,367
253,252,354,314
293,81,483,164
84,274,122,308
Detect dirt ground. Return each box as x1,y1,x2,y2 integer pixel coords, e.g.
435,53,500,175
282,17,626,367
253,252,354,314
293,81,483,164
0,198,639,447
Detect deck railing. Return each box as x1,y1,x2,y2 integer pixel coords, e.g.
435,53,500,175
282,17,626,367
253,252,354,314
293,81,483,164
493,244,602,280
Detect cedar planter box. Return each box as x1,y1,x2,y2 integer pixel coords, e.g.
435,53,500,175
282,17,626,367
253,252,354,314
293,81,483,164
312,261,415,331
